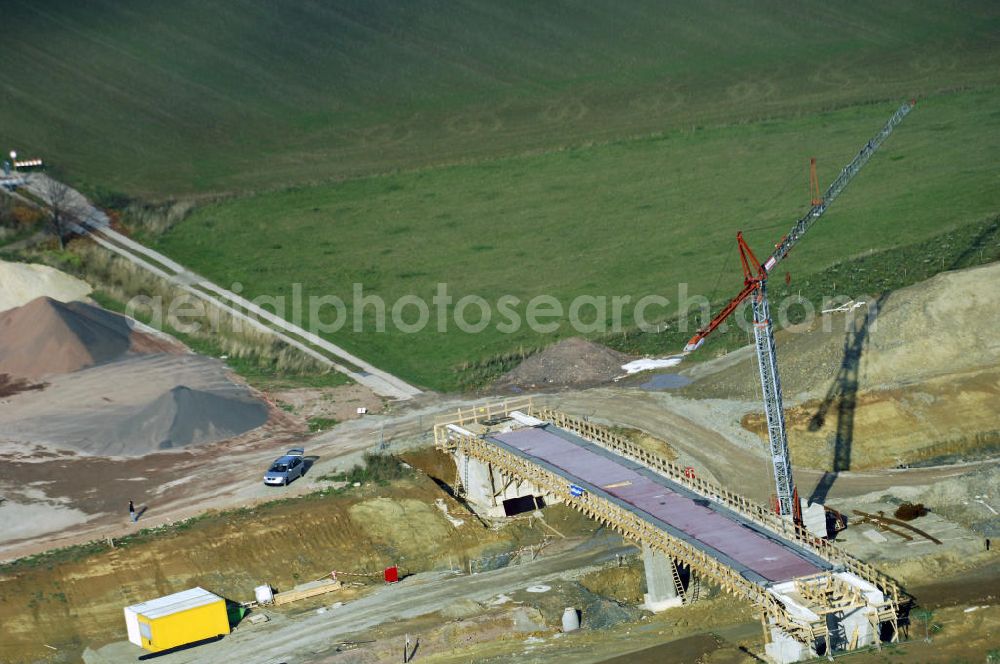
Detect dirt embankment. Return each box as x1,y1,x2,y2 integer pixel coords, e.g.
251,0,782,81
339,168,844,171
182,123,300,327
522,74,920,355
685,262,1000,470
743,368,1000,470
686,262,1000,400
0,475,587,664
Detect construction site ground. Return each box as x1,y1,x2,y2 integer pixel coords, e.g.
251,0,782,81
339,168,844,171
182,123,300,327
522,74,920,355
10,454,996,664
680,263,1000,473
2,380,997,663
1,261,998,662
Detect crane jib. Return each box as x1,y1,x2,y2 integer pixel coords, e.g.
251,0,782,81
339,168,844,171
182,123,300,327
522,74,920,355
684,100,914,352
765,101,914,272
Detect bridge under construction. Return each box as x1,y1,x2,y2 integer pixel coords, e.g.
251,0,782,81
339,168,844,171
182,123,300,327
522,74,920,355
434,399,906,663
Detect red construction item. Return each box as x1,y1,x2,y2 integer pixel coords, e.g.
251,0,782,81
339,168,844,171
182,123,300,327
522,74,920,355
383,566,399,583
684,466,696,479
684,232,763,351
809,157,822,206
771,491,803,522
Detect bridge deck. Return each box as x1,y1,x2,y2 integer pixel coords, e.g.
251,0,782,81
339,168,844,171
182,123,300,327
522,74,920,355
489,424,831,585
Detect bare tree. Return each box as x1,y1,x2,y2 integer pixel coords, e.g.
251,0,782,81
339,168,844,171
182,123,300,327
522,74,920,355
36,176,82,249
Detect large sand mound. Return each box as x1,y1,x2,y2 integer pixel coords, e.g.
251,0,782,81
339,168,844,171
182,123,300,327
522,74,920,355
0,260,92,313
497,337,632,389
0,297,175,379
683,262,1000,470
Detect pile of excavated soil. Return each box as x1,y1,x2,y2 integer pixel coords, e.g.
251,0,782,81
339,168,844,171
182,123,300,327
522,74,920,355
0,296,178,379
496,337,632,390
0,259,92,312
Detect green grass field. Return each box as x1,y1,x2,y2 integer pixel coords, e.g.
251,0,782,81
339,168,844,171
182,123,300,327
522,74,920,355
157,87,1000,390
1,1,998,197
4,2,999,391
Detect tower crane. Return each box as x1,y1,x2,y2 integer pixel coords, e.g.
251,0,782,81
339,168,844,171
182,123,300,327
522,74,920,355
683,100,914,520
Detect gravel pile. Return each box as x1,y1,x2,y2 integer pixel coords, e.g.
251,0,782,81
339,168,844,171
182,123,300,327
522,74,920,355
0,297,271,456
0,297,133,378
108,385,270,454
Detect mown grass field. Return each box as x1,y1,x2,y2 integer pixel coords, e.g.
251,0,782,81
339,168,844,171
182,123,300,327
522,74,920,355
0,1,998,197
4,1,999,390
157,88,1000,390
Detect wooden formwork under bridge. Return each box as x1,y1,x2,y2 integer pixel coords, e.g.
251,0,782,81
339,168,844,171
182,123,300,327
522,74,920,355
433,400,907,661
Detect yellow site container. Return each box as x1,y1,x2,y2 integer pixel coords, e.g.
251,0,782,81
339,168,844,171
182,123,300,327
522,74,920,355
124,587,229,652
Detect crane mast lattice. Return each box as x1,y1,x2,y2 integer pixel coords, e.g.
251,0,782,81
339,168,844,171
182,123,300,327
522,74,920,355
684,100,914,519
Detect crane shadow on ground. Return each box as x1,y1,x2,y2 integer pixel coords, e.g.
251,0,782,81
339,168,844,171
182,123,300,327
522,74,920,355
806,293,889,506
808,220,999,506
945,218,1000,271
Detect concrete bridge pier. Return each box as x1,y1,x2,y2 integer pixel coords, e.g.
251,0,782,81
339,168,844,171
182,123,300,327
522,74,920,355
764,575,886,664
453,451,553,518
641,544,684,611
764,604,880,664
764,625,814,664
829,606,878,650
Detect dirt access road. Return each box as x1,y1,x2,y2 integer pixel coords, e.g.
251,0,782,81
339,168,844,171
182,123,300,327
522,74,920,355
83,535,631,664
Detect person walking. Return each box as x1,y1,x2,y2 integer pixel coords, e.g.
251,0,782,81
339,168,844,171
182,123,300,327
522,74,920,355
129,499,137,523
